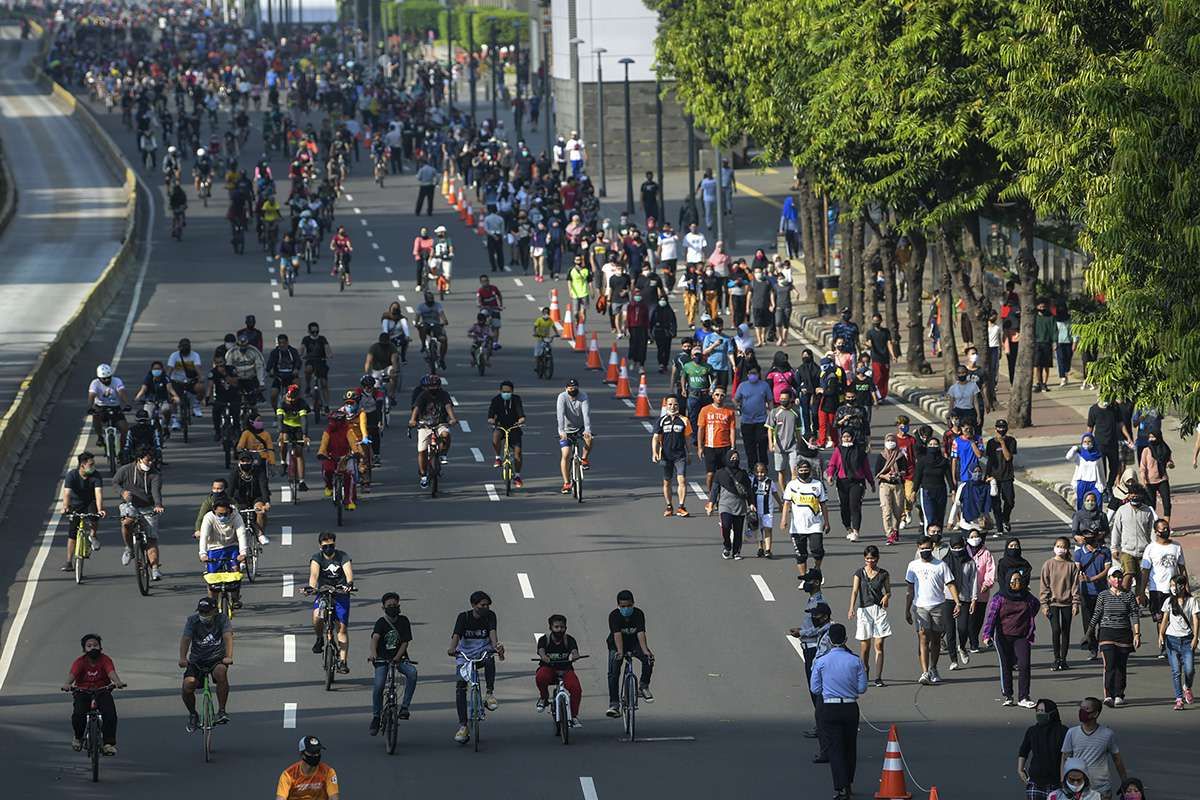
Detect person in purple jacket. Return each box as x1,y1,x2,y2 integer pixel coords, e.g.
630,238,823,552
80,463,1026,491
983,569,1041,708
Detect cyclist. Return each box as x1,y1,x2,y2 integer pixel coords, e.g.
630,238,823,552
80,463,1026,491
122,409,162,465
317,409,363,510
533,305,556,364
277,231,299,284
227,183,252,241
209,354,242,442
114,448,165,580
276,384,310,490
534,614,583,726
59,452,106,572
88,363,130,446
169,181,188,231
260,193,282,246
63,634,125,756
381,301,411,370
353,377,387,469
447,590,506,744
412,226,433,290
363,332,400,404
606,589,655,717
276,735,339,800
228,450,271,544
308,531,354,674
166,338,204,420
134,360,180,433
162,144,181,187
297,209,320,258
198,493,247,608
487,380,526,487
193,146,213,195
431,224,454,292
468,312,494,365
415,292,449,369
300,322,333,411
368,592,419,735
476,274,504,349
556,379,594,494
408,375,457,489
180,596,233,730
235,416,277,467
329,225,353,284
227,331,266,402
266,333,302,411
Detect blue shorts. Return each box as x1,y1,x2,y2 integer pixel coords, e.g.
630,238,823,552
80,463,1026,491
205,545,240,573
314,593,351,624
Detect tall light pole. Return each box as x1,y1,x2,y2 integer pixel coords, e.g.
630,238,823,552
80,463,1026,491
655,71,663,196
568,36,584,141
487,17,498,129
593,47,607,197
465,8,476,123
512,19,523,143
443,0,453,116
619,58,635,213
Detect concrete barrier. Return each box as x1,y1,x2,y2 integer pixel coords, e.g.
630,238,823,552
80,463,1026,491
0,20,147,496
0,138,16,236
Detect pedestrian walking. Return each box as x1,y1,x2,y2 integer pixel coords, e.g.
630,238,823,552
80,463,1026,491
874,433,908,545
749,461,781,558
1041,537,1083,671
1137,431,1174,520
809,623,866,800
697,386,736,494
779,196,801,258
1072,489,1110,546
894,416,918,528
827,432,874,542
865,314,898,401
1074,527,1113,661
652,396,693,518
707,450,753,560
1140,519,1185,653
1109,490,1154,597
1157,574,1198,711
967,531,997,652
983,569,1040,706
1060,697,1128,800
1051,759,1103,800
948,465,993,534
946,365,983,429
1115,779,1148,800
1018,698,1069,800
1033,299,1057,392
1056,306,1075,386
1068,434,1106,510
734,365,771,466
905,535,963,685
780,461,830,583
943,534,978,669
985,419,1018,533
914,434,953,533
1087,399,1134,497
1088,568,1141,707
649,297,678,374
848,545,891,686
998,536,1034,589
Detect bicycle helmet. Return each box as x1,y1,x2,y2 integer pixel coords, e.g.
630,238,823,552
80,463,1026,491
360,375,375,389
434,225,447,234
477,312,489,322
300,209,312,218
135,409,150,423
167,145,177,154
236,332,250,346
196,147,206,157
80,633,102,650
96,363,113,379
285,383,300,397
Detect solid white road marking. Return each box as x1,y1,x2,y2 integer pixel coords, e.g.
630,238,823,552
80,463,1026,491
501,523,517,544
360,219,368,226
485,483,500,501
580,777,599,800
345,194,353,201
471,447,484,462
460,420,471,432
405,306,415,314
751,575,776,602
623,399,635,408
786,636,805,659
281,525,293,546
517,572,535,598
450,395,459,406
398,294,407,302
378,255,386,262
284,634,296,662
274,319,283,329
514,278,524,287
354,207,362,214
392,280,400,288
270,278,278,286
283,702,297,728
641,421,654,432
280,486,292,504
282,574,295,598
525,294,536,302
690,481,707,501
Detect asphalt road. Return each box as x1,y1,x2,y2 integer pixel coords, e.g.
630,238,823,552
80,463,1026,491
0,91,1191,800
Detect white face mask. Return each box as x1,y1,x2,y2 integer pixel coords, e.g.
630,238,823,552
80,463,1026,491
1066,780,1085,793
884,441,897,450
968,353,978,364
138,462,151,472
1054,546,1069,557
968,536,982,547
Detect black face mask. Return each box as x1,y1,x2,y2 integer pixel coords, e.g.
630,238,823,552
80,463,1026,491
308,330,319,337
384,606,400,618
180,347,191,355
302,753,321,767
919,550,934,561
1008,546,1022,558
86,649,103,660
321,544,336,555
567,388,579,397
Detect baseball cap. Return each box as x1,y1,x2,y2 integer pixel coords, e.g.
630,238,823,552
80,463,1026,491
565,379,579,388
811,602,832,618
196,597,216,613
298,735,325,754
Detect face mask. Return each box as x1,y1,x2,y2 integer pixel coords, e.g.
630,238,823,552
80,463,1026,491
919,550,933,561
747,374,759,383
81,465,95,476
309,330,319,337
138,462,151,472
633,295,643,303
1077,709,1092,723
1084,501,1097,511
500,391,513,401
1035,711,1050,725
217,513,231,524
302,753,321,767
151,369,163,377
928,442,940,450
802,354,812,362
693,354,704,363
384,606,400,618
884,441,897,450
321,544,336,555
968,536,982,547
567,388,579,397
899,425,909,433
951,546,964,554
1066,781,1084,793
1007,546,1022,558
199,613,216,624
658,299,667,307
968,354,978,364
619,606,635,618
86,649,102,660
180,347,191,355
1054,546,1069,557
100,377,112,385
1169,585,1181,596
956,373,967,382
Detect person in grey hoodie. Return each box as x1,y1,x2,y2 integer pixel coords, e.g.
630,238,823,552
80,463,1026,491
555,379,593,493
943,534,978,669
113,447,165,580
1050,757,1102,800
1109,490,1154,599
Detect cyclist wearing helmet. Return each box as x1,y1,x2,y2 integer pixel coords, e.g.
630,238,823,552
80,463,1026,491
63,634,125,756
163,144,181,186
297,207,320,251
122,409,162,465
408,375,457,488
276,384,310,490
363,332,400,402
354,376,388,468
431,224,454,291
88,363,130,444
468,312,494,361
415,292,449,369
318,407,364,511
227,331,267,400
193,147,213,193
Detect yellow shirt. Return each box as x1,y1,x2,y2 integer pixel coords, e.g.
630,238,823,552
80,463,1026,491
533,317,556,339
261,201,282,222
236,429,277,465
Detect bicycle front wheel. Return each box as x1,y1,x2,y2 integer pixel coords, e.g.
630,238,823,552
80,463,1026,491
624,673,637,740
385,702,399,755
558,693,570,745
134,537,151,596
202,690,215,762
88,717,101,781
573,458,584,503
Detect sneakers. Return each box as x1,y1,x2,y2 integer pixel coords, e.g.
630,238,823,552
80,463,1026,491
121,548,132,566
60,561,73,572
580,458,590,470
638,686,654,702
1113,696,1126,707
72,737,83,751
420,476,430,488
493,456,502,467
399,707,410,720
721,549,732,560
1002,697,1015,707
663,507,674,517
928,669,942,684
886,531,899,546
733,553,743,561
324,487,334,497
847,530,859,542
484,693,499,711
605,704,620,718
299,480,309,491
345,502,357,511
569,718,582,728
369,715,380,735
561,482,572,494
170,418,182,431
873,678,886,688
337,660,350,674
151,567,162,581
513,475,523,488
216,710,230,725
1017,698,1037,709
186,712,200,732
454,725,469,743
89,534,101,551
675,506,690,517
312,638,325,654
193,404,203,418
535,698,548,713
1103,697,1115,708
948,661,959,671
958,648,970,665
1174,699,1186,711
257,532,270,545
1186,688,1195,704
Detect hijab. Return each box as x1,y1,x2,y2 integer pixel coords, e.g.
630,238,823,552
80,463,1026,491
1000,567,1032,600
769,350,792,374
997,537,1033,589
1024,699,1068,784
838,437,866,477
961,473,991,523
966,531,988,558
877,433,903,478
781,195,798,223
1147,432,1172,475
1077,433,1102,462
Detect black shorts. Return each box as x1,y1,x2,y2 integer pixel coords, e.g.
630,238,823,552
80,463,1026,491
702,446,730,473
281,425,306,444
661,457,686,480
271,374,298,390
183,659,223,681
495,427,523,447
305,360,329,379
1035,342,1053,369
171,379,198,397
790,531,825,562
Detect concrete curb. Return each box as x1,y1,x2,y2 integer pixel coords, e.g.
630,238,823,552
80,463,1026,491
0,20,145,495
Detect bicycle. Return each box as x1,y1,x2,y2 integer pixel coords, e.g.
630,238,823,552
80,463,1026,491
422,330,442,374
192,666,218,762
302,236,318,274
324,453,356,526
456,650,497,751
198,175,212,206
471,336,492,377
204,554,243,619
93,406,124,475
618,653,640,742
532,655,589,744
280,431,306,505
534,337,555,380
218,406,239,468
262,219,279,253
495,425,521,496
409,426,443,498
64,685,117,781
231,220,246,254
68,512,103,585
304,584,356,690
564,432,586,503
373,657,418,754
171,209,185,240
281,254,298,297
125,509,158,596
238,509,262,582
373,156,387,187
173,386,195,444
334,250,350,292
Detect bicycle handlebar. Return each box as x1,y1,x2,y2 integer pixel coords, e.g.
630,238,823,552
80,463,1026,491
530,654,589,663
372,657,419,666
302,584,356,596
63,684,119,694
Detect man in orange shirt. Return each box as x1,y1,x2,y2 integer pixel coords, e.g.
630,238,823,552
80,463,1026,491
276,735,339,799
696,386,738,493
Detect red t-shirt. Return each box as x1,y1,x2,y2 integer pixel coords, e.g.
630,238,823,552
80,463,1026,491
70,654,115,689
477,285,503,310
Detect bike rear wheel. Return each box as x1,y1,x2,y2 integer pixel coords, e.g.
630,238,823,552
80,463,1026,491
334,476,344,526
471,688,482,752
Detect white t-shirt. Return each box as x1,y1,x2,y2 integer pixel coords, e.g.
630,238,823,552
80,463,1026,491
684,232,707,263
88,377,126,407
1162,596,1199,638
987,322,1002,349
659,233,678,262
783,478,826,534
566,137,584,162
905,557,956,609
166,350,202,383
1140,540,1185,592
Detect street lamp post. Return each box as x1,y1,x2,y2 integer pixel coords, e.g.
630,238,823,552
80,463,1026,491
512,20,523,142
466,9,476,123
593,47,607,197
444,0,453,116
655,72,663,199
487,17,499,131
619,57,635,213
542,25,552,155
568,37,584,141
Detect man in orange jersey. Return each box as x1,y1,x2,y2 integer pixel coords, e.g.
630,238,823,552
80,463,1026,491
696,386,738,493
276,735,339,799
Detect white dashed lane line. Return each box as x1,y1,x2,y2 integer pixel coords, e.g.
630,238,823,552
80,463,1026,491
501,523,517,544
485,483,500,501
690,481,707,501
450,395,459,406
392,280,400,288
281,525,292,546
751,575,776,602
273,304,281,312
517,572,535,598
460,420,471,432
580,777,599,800
283,702,297,728
384,266,393,274
274,320,283,329
272,291,279,299
284,634,296,662
378,255,386,262
641,421,654,432
514,278,524,287
525,294,536,302
470,447,484,462
353,207,362,214
282,574,294,597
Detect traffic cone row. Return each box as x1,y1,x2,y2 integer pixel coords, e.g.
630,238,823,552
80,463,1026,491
572,321,586,351
604,343,619,383
549,289,562,322
634,374,652,417
464,203,475,227
613,359,632,399
561,304,575,342
586,333,603,369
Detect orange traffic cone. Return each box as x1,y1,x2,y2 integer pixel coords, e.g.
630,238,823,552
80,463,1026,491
586,332,603,370
458,196,467,220
475,215,486,236
874,725,912,799
549,289,562,323
614,359,633,399
634,374,652,417
927,789,939,800
604,343,620,383
465,203,475,227
573,320,586,351
456,186,465,213
561,304,575,342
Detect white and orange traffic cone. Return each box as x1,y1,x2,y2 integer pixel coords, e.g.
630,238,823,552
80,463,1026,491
573,320,586,351
604,343,620,383
874,725,912,799
586,332,603,370
549,288,562,323
561,304,575,342
927,789,939,800
614,358,633,399
464,203,475,227
634,374,652,417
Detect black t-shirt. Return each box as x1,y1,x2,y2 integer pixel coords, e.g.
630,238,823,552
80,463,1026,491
866,326,893,364
210,367,240,402
1087,404,1119,449
606,607,647,651
750,279,775,310
453,609,498,642
608,273,631,301
414,388,451,424
301,334,330,361
311,549,351,588
656,413,691,460
537,632,579,670
64,468,102,512
368,341,397,370
984,435,1018,482
635,273,664,303
487,394,525,427
372,614,413,661
852,378,875,406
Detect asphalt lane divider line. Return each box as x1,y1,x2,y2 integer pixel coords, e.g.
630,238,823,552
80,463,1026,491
281,486,292,503
514,278,523,287
283,702,297,728
751,574,776,602
284,634,296,662
384,266,393,274
517,572,535,598
485,483,500,501
689,481,707,501
622,399,635,408
785,635,805,659
525,294,536,302
281,525,293,546
450,395,459,406
460,420,471,432
641,421,654,432
392,280,400,289
580,777,599,800
470,447,483,462
272,291,279,299
354,207,362,214
501,523,516,544
282,574,295,597
378,255,386,262
273,304,281,312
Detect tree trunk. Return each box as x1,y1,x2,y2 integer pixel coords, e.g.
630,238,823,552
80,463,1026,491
1009,206,1039,428
809,187,828,278
938,237,961,390
850,216,867,328
905,231,930,374
837,209,853,317
798,172,817,303
962,211,986,306
940,221,990,351
880,223,900,357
